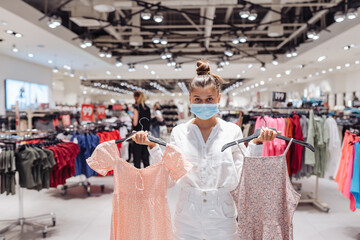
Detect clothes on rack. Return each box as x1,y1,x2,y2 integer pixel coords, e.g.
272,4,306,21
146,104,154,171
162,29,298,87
97,130,122,175
324,117,342,179
86,141,192,240
335,130,360,211
0,147,16,195
231,139,300,240
71,133,99,178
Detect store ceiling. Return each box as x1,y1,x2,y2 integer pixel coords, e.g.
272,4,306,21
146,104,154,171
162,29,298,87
1,0,360,95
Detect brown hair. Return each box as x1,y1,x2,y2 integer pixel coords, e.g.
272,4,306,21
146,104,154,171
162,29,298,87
189,60,227,93
133,91,146,109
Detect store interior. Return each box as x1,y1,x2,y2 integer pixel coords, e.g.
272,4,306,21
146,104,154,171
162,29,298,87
1,0,360,239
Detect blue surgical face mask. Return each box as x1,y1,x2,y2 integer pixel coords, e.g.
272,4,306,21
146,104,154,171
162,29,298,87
190,104,219,120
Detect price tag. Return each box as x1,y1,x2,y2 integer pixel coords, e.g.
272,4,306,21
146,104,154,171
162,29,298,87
272,92,287,102
96,105,106,119
81,104,94,121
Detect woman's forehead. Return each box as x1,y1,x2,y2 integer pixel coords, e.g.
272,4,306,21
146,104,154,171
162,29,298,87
191,86,217,95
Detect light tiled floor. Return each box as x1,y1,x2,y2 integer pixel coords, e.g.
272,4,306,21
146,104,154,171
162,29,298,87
1,175,360,240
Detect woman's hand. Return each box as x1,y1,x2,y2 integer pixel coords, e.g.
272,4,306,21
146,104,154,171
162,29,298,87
132,131,157,149
251,127,278,145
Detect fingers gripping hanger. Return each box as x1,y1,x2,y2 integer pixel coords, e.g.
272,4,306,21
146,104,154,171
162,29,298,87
115,117,167,146
221,127,315,152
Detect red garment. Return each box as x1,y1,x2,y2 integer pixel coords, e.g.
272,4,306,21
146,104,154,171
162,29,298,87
290,115,304,175
96,131,122,176
285,118,293,175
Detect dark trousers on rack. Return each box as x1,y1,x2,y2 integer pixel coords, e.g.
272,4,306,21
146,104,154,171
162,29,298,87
133,142,150,169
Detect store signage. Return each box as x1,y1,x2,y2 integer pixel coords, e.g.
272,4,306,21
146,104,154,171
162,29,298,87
96,105,106,119
62,115,71,126
272,92,287,102
353,100,360,108
81,104,94,121
113,104,123,110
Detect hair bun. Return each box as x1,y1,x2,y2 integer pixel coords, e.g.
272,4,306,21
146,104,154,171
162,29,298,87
196,60,210,75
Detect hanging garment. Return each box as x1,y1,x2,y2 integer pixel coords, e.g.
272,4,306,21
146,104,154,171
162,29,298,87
290,114,304,175
285,117,294,175
350,142,360,210
231,139,300,240
86,141,192,240
324,117,342,179
0,148,16,195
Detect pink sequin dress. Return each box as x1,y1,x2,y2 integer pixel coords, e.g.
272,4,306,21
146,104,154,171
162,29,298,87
231,139,300,240
86,140,193,240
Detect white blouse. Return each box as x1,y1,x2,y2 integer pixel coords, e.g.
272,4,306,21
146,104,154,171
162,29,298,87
149,118,263,191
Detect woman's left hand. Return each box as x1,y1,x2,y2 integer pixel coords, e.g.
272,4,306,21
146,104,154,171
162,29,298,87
252,127,278,145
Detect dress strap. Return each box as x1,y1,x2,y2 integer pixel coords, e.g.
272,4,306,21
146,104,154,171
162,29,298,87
236,140,246,157
283,138,293,156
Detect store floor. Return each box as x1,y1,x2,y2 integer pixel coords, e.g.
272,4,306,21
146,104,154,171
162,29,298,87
1,175,360,240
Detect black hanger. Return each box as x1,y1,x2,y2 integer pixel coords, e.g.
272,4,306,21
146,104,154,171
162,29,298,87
221,128,315,152
115,131,167,146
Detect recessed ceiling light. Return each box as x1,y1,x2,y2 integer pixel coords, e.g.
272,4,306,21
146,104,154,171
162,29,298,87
248,64,253,69
268,77,272,81
285,70,291,75
14,33,22,38
28,53,34,58
106,70,111,75
355,60,360,64
242,70,246,74
144,65,149,69
255,83,259,87
328,68,333,72
315,72,319,76
344,44,356,50
5,29,13,34
345,63,350,67
151,70,156,75
48,60,53,64
317,56,326,62
236,74,241,78
1,21,8,26
321,70,327,74
64,65,71,70
12,45,18,52
308,74,313,78
276,73,281,78
116,75,122,79
260,81,265,85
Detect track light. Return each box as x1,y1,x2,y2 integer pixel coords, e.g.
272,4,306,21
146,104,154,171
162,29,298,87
84,38,93,47
175,63,182,72
152,35,161,44
286,50,292,58
224,48,234,57
334,11,345,22
52,67,59,73
128,64,135,72
307,29,319,40
115,58,123,67
47,15,62,29
153,12,164,23
260,63,267,71
141,9,152,20
291,48,298,57
272,55,279,65
160,37,168,45
238,34,247,43
217,64,223,72
160,52,167,60
98,49,106,58
239,9,250,19
12,44,19,52
248,10,258,21
106,51,112,58
232,35,239,44
346,8,358,20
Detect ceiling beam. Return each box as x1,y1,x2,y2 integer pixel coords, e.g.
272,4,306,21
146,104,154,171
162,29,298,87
140,23,304,29
204,6,216,50
180,11,202,32
224,6,234,23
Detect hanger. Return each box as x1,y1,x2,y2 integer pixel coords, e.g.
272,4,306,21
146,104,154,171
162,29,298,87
221,127,315,152
115,117,167,146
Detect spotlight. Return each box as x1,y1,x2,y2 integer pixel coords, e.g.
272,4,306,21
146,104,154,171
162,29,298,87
307,29,316,39
160,37,168,45
216,64,223,72
153,12,164,23
98,49,106,58
248,10,258,21
175,63,182,71
224,48,234,57
47,15,62,29
52,67,59,73
272,55,279,65
128,64,135,72
160,52,167,60
260,63,267,71
80,41,87,48
152,35,161,44
170,58,176,66
141,9,152,20
238,34,247,43
106,51,112,58
290,48,298,57
28,53,34,58
115,59,123,67
239,9,250,19
334,11,345,22
286,50,292,58
232,35,239,44
346,8,358,20
14,33,22,38
84,38,93,47
12,45,19,52
165,51,172,59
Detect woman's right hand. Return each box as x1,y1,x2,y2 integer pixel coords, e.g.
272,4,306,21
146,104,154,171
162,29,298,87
132,131,157,149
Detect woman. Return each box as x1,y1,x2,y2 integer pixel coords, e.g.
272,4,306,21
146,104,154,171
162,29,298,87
150,102,164,138
132,91,151,169
132,60,277,239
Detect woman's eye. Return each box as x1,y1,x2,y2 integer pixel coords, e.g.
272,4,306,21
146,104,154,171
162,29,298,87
194,98,201,102
207,98,213,102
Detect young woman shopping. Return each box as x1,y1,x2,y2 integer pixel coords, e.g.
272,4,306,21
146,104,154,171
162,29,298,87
132,60,277,240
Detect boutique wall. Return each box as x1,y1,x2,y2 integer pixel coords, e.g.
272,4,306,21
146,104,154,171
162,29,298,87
0,54,53,115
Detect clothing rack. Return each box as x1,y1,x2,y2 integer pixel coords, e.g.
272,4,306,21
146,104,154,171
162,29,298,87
0,133,56,239
239,107,331,212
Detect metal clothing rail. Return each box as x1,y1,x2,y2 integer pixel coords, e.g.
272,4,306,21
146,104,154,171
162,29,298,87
0,133,56,239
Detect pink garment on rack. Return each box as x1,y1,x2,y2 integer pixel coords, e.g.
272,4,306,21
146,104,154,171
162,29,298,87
86,141,193,240
344,143,356,211
275,118,287,155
